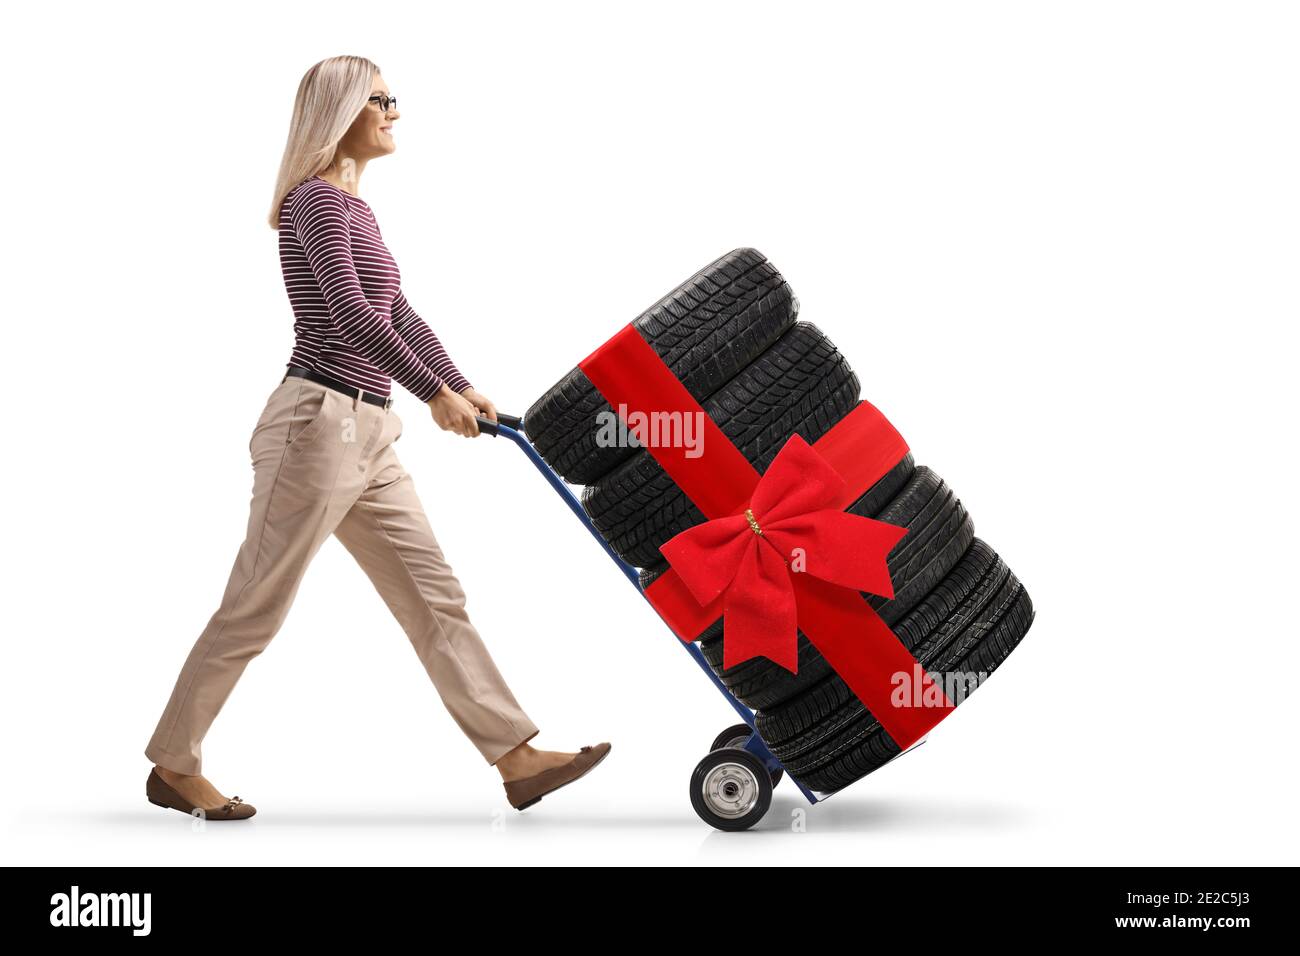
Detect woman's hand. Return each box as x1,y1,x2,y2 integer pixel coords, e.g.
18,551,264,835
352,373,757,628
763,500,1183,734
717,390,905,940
459,386,498,423
427,383,481,437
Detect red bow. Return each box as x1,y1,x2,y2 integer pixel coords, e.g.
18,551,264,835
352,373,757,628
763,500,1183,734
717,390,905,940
659,433,908,673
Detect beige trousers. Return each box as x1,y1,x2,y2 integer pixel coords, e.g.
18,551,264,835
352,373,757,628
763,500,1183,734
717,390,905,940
145,374,540,775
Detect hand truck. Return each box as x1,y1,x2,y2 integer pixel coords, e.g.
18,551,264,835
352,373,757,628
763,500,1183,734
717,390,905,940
475,412,923,830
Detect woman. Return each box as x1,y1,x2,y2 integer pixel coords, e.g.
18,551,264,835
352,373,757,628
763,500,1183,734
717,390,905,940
143,55,610,819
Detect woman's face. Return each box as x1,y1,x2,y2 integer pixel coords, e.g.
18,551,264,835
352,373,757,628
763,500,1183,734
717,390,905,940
337,72,399,164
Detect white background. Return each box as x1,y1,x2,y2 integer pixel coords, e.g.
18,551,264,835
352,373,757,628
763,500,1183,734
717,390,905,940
2,0,1296,865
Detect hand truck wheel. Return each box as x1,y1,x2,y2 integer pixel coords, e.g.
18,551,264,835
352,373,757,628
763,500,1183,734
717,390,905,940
711,723,784,789
690,747,773,831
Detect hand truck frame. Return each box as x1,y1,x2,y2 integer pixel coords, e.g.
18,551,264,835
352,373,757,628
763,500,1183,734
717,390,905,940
475,412,923,830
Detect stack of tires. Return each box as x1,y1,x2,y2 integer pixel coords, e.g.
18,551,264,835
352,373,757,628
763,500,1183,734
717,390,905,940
525,248,1035,794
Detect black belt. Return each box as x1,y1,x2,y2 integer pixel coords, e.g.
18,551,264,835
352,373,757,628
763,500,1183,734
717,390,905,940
282,365,394,410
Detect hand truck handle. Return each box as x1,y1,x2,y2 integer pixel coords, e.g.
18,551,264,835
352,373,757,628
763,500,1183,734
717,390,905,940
474,412,522,437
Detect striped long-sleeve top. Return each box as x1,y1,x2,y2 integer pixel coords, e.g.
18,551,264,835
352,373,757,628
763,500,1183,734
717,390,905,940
278,175,472,402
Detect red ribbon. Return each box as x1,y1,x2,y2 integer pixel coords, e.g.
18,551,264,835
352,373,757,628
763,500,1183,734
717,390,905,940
659,433,908,673
579,324,955,751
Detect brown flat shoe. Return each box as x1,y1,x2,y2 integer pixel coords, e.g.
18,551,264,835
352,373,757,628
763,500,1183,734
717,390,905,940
503,742,611,810
146,767,257,820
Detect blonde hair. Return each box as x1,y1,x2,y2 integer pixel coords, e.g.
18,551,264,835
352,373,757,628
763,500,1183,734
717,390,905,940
268,55,379,229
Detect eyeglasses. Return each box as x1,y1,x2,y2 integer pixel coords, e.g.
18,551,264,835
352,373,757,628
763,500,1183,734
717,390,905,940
367,94,397,113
